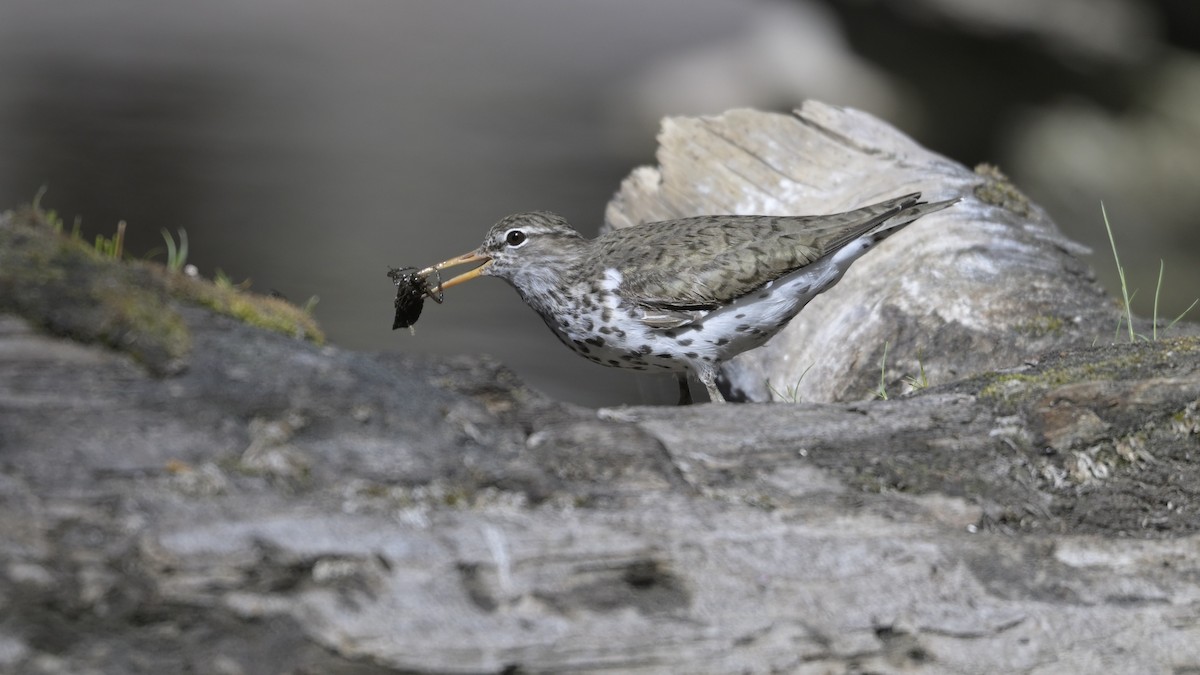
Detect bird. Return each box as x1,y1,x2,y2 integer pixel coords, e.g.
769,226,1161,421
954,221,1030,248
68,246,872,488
417,192,957,404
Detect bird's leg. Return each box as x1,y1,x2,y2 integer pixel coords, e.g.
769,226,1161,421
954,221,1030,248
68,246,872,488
675,374,693,406
696,366,727,403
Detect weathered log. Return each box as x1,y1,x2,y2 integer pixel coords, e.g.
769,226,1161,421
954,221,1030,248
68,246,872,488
2,105,1199,674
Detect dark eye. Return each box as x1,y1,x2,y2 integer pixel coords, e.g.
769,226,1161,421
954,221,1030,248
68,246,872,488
505,229,527,247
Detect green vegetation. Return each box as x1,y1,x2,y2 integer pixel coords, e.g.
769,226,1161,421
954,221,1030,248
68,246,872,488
34,187,130,261
873,341,891,400
870,342,934,400
766,363,814,403
93,220,126,259
1,195,324,375
1102,203,1197,343
973,163,1032,217
1152,260,1197,340
1018,315,1066,337
1,204,190,374
978,336,1200,405
903,351,929,392
162,227,189,272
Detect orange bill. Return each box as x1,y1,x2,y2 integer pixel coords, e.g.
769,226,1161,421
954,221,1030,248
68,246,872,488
418,251,492,292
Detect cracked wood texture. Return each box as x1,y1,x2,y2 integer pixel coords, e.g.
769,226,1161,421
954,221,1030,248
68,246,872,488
3,104,1200,675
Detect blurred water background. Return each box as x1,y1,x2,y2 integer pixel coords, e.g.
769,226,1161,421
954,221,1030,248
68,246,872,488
2,0,1198,406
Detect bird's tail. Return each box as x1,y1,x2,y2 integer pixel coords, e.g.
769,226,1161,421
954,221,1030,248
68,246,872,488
871,194,959,241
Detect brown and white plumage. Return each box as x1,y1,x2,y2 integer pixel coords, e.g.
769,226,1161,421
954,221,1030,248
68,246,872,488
420,192,957,403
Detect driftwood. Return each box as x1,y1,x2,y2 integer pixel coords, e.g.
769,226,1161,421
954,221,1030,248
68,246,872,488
2,103,1200,674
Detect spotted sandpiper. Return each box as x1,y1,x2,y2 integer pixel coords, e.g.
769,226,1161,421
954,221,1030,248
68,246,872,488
418,192,957,403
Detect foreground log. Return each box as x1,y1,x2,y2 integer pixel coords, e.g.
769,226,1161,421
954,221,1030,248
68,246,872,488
2,104,1199,673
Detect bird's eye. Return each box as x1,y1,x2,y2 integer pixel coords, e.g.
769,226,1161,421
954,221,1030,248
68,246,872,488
504,229,527,247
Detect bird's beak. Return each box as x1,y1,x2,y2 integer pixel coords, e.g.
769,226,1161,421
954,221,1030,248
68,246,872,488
418,251,492,292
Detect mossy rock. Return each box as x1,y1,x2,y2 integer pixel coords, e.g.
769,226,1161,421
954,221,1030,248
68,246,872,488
0,205,323,375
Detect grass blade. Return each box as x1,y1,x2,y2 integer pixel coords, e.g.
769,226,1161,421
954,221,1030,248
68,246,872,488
1102,203,1135,342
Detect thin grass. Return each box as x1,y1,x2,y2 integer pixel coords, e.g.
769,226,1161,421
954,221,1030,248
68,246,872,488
873,341,890,400
161,227,189,273
94,220,126,259
903,350,929,392
1156,258,1198,338
1102,202,1135,342
1103,203,1197,342
766,363,814,403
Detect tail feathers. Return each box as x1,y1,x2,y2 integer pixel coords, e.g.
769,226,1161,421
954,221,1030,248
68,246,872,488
872,196,959,241
820,193,957,254
827,194,958,268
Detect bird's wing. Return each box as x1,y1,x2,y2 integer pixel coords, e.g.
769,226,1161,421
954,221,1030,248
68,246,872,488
602,194,923,318
636,306,708,330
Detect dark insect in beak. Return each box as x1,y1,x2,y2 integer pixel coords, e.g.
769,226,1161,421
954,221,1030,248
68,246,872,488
388,266,444,330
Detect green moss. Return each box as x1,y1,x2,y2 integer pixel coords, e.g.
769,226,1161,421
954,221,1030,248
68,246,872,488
1017,315,1066,337
166,273,323,344
95,278,192,371
977,337,1200,404
0,203,324,374
977,366,1098,401
0,206,190,374
973,163,1033,218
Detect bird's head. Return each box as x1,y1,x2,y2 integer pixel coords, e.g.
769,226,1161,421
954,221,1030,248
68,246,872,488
418,211,585,293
